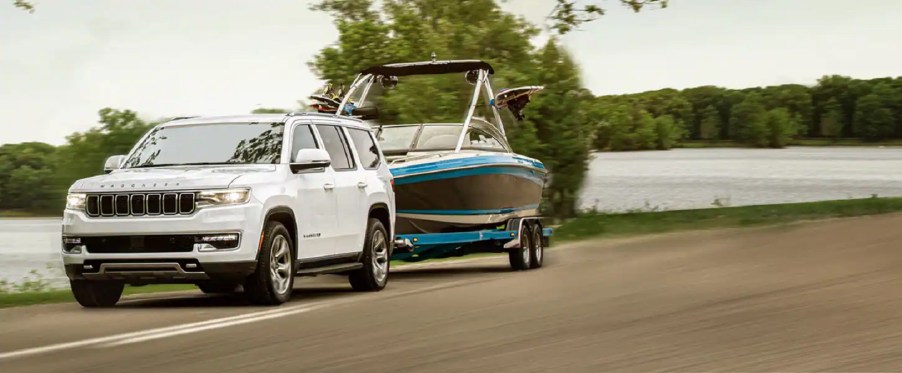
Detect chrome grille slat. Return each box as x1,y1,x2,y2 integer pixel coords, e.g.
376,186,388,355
84,192,196,217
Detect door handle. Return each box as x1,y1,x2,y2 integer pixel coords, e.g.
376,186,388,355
357,182,368,189
323,183,335,191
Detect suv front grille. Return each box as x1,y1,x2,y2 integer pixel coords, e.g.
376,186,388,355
85,192,196,217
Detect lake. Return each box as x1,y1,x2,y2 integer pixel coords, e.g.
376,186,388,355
3,147,902,287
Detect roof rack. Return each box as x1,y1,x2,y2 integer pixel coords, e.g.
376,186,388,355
284,112,363,122
169,116,198,121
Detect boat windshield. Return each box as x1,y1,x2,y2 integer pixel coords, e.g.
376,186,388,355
377,123,508,153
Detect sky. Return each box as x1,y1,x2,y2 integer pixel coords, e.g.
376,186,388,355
1,0,900,145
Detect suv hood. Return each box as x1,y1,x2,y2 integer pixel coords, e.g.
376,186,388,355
70,165,276,192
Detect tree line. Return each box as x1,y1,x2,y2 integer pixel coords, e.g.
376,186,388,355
593,75,902,150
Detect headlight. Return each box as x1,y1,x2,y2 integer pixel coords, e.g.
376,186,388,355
66,193,86,211
196,188,251,207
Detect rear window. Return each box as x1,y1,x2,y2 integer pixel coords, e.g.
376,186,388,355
348,129,381,169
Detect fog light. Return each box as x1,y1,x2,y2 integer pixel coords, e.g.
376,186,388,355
195,233,240,250
68,245,84,254
198,234,239,242
83,264,93,270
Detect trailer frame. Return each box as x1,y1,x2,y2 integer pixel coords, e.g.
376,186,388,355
391,217,552,270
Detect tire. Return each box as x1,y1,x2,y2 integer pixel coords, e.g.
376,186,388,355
244,221,295,305
529,224,544,269
349,218,390,292
70,280,124,308
508,223,532,271
197,282,239,294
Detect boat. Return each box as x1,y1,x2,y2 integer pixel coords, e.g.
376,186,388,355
328,57,547,234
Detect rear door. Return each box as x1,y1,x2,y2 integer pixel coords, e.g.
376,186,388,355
344,127,387,250
314,123,365,254
289,121,336,259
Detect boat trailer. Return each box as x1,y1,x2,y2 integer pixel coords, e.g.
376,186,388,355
391,217,552,271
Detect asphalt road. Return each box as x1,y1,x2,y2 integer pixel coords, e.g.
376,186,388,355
4,214,902,372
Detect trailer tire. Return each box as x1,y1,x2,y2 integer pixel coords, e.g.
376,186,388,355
509,223,532,271
529,224,544,269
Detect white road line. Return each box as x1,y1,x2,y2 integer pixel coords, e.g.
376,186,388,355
0,305,312,361
102,305,320,347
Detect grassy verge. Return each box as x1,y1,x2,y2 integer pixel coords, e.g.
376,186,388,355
554,197,902,242
0,284,196,309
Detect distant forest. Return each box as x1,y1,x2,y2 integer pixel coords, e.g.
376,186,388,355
1,75,900,214
592,75,902,150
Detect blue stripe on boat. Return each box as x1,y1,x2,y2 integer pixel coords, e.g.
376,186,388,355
393,166,543,185
397,204,540,216
390,154,545,178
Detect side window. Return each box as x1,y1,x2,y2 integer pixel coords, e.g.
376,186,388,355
315,125,355,170
348,128,381,169
290,124,318,162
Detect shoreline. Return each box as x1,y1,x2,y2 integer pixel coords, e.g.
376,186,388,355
4,196,902,308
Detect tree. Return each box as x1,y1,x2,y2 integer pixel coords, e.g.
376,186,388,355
765,108,797,148
730,93,768,146
653,114,682,149
698,105,721,140
819,98,843,138
854,94,894,141
0,142,57,210
12,0,33,12
51,108,153,203
549,0,668,34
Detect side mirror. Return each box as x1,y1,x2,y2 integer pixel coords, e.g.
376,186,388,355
290,149,331,173
103,155,127,174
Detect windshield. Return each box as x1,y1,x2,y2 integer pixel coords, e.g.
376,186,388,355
377,123,508,153
124,122,284,168
377,125,419,152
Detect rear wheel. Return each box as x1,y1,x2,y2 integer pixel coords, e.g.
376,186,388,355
508,223,532,271
244,221,294,305
349,218,390,291
529,224,544,269
70,280,124,308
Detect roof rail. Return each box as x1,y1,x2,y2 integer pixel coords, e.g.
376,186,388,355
169,116,198,121
284,112,363,122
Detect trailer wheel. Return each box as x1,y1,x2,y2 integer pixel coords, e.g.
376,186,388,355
529,225,544,269
508,224,532,271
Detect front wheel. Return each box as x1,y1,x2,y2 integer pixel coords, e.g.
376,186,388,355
244,221,295,305
70,280,124,308
349,218,390,291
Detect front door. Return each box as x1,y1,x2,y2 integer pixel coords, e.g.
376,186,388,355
289,122,336,259
314,124,366,255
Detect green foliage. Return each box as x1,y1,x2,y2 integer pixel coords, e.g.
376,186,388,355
855,94,895,141
548,0,668,34
819,98,843,138
12,0,33,13
730,93,768,146
765,108,798,148
0,142,57,210
653,114,683,149
698,105,721,140
251,108,290,114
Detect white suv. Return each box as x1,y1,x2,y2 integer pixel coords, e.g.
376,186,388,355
61,113,395,307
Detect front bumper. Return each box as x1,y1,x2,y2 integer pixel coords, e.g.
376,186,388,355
65,260,257,283
61,203,265,282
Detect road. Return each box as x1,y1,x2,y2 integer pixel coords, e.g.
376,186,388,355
4,214,902,372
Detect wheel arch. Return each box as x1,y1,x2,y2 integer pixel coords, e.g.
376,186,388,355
368,203,392,239
264,206,298,259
